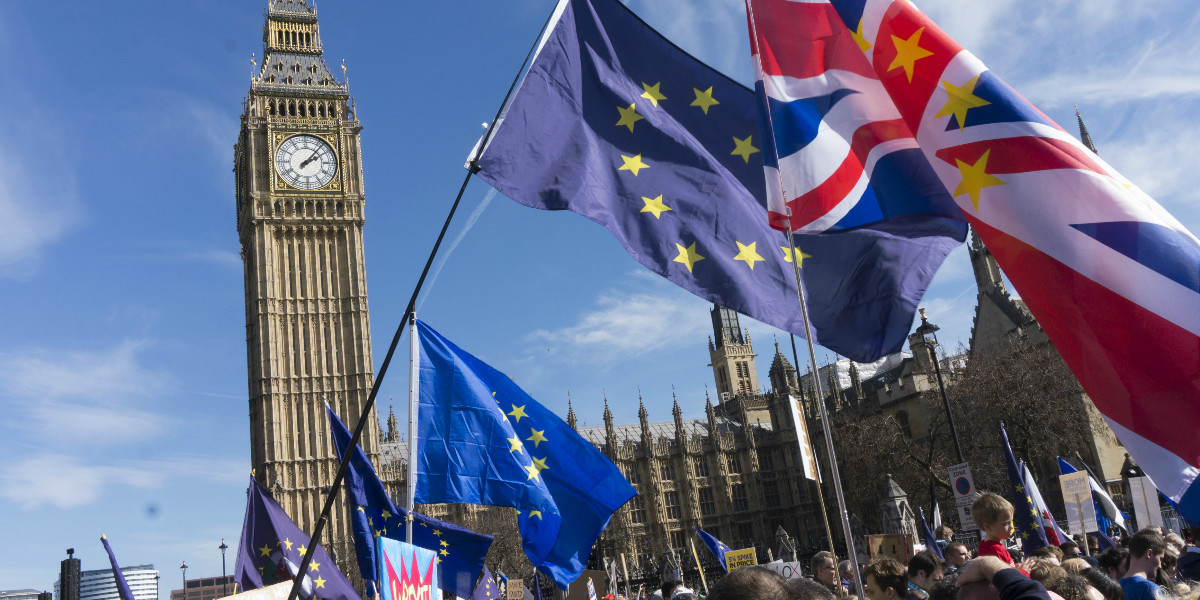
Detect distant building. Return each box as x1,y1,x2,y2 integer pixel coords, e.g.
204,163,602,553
54,566,158,600
170,576,234,600
1,590,44,600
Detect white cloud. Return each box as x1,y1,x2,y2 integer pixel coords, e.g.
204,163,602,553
527,282,710,366
0,454,161,510
0,340,173,444
0,130,82,278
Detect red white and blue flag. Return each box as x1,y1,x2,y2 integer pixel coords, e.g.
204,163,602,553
758,0,1200,518
748,0,962,233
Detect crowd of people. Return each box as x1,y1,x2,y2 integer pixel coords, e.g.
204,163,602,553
606,493,1200,600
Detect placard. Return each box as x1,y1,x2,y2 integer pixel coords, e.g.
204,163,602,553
865,534,913,563
506,580,525,600
1129,476,1164,531
1059,471,1099,534
724,547,758,571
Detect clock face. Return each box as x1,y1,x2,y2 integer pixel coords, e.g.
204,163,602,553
275,134,337,190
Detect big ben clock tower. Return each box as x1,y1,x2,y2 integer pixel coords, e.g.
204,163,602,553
233,0,377,575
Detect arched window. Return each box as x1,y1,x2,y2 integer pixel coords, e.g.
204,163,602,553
336,202,344,217
896,410,913,439
315,203,324,217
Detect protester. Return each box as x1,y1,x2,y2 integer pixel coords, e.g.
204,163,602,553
944,543,971,573
909,551,946,599
865,558,908,600
1050,574,1092,600
939,527,956,550
1031,548,1064,567
843,559,862,595
1063,542,1084,560
1119,528,1168,600
707,566,835,600
1079,568,1123,600
973,493,1019,568
1063,559,1091,576
1179,526,1200,582
814,551,847,595
954,556,1052,600
1098,549,1129,582
1026,558,1068,591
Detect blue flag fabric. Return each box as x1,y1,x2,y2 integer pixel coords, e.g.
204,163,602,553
415,320,636,587
693,527,733,572
1001,425,1049,552
325,406,493,599
471,566,501,600
918,509,944,561
100,536,135,600
232,476,360,600
474,0,964,363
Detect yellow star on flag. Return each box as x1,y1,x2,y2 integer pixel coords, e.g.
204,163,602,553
618,154,649,176
524,464,541,481
382,510,392,520
282,538,293,551
615,104,644,132
507,435,524,454
851,19,872,52
935,75,990,132
673,242,705,273
641,82,666,106
533,456,549,473
440,549,449,556
953,149,1006,211
888,27,934,83
691,87,719,114
297,544,307,556
507,404,528,423
374,529,382,537
731,136,759,163
780,245,812,268
526,429,548,448
433,529,443,537
259,544,272,558
314,576,326,589
309,560,320,572
734,241,765,270
640,195,671,219
440,540,449,547
529,510,543,519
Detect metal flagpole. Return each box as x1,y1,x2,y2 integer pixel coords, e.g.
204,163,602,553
788,333,838,570
406,313,419,544
783,226,863,597
743,0,860,593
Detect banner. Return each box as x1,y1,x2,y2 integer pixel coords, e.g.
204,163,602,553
377,536,438,600
724,548,758,571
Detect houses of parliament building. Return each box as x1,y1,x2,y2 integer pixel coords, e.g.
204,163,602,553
234,0,1130,585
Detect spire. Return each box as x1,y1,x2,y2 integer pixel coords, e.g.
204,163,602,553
849,361,864,400
385,402,398,443
566,395,578,431
602,394,615,444
638,390,648,426
768,341,798,393
1076,105,1098,154
254,0,343,95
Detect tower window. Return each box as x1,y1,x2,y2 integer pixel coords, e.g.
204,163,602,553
315,203,324,217
896,410,913,439
336,202,344,216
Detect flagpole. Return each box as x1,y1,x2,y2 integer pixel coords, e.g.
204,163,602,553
282,9,562,600
784,226,863,598
788,333,838,567
406,313,419,544
689,539,708,594
744,0,861,592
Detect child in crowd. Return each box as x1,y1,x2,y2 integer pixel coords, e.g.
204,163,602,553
972,493,1018,567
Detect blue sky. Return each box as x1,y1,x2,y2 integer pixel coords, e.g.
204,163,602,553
2,0,1199,592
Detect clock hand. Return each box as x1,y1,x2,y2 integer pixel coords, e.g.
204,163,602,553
298,149,320,169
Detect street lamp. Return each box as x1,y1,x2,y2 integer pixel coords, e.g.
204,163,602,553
915,308,963,462
180,561,188,594
219,539,229,596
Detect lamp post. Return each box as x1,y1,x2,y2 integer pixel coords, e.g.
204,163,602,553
219,539,229,596
915,308,963,462
180,562,188,594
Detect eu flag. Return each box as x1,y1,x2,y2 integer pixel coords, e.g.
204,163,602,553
1001,425,1049,553
415,320,636,588
474,0,964,362
326,406,493,599
693,528,733,572
232,476,360,600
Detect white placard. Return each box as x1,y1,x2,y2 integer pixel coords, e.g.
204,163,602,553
1129,476,1164,530
1060,471,1099,534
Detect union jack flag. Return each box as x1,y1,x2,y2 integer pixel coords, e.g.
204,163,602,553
766,0,1200,518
